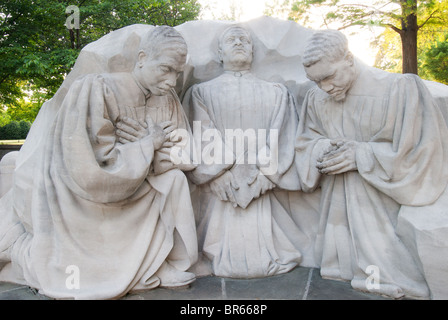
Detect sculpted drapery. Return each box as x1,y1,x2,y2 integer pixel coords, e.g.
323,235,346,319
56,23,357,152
1,19,447,300
187,71,306,278
184,26,319,279
295,30,448,299
0,27,198,300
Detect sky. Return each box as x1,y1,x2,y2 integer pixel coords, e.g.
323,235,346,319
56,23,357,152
197,0,381,66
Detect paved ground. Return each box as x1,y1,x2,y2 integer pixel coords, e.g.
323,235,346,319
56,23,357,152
0,266,395,301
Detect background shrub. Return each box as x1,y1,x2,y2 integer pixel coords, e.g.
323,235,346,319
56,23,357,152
0,120,31,140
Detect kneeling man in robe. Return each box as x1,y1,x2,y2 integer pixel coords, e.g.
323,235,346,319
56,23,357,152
295,29,448,299
0,26,198,300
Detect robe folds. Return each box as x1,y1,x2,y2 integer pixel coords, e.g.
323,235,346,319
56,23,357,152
186,72,316,278
0,72,198,299
295,66,448,298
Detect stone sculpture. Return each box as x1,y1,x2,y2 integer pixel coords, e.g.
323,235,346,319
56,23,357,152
0,26,198,300
0,152,16,198
1,16,448,300
184,25,315,278
295,29,448,299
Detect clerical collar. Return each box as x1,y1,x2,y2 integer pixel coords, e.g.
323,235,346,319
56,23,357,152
131,72,152,100
224,70,251,77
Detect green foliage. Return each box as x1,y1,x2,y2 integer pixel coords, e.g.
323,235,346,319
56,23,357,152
373,1,448,82
5,91,43,123
421,34,448,84
266,0,447,77
0,108,11,127
0,0,71,107
285,0,446,30
0,120,31,140
0,0,201,124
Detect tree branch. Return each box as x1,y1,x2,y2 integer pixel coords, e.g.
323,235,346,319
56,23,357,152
418,9,439,30
386,23,403,34
337,2,402,20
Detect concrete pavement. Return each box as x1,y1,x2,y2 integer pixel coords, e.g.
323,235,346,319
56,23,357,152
0,266,394,301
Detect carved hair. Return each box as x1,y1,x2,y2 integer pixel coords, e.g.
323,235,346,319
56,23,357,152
302,29,349,67
218,25,253,50
140,25,188,59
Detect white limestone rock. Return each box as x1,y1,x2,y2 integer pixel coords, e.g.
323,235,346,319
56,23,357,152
397,188,448,300
0,151,18,198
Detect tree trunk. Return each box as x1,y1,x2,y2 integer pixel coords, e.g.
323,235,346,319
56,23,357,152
76,28,80,50
400,0,419,75
69,29,75,50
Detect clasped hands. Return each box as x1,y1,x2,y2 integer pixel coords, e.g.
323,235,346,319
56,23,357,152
316,139,359,175
210,169,275,208
116,117,175,150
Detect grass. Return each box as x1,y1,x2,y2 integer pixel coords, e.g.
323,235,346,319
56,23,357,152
0,140,25,145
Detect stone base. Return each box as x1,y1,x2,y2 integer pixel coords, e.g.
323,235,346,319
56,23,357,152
0,145,21,162
397,186,448,300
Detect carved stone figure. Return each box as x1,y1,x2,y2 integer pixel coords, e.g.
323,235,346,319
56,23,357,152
3,16,448,300
185,25,312,278
295,29,448,299
0,26,198,299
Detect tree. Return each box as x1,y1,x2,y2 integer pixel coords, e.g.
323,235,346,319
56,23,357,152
374,1,448,82
421,33,448,84
0,108,11,127
374,23,448,84
0,0,201,122
271,0,447,75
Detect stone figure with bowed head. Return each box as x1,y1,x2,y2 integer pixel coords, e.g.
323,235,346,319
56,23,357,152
295,29,448,299
0,26,198,300
185,25,308,279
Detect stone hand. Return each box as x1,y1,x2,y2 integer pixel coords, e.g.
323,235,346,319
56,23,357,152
117,118,175,150
209,171,240,207
316,139,359,175
315,139,339,161
249,174,275,199
148,121,176,150
116,117,148,143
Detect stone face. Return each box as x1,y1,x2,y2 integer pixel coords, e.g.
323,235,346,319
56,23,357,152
49,17,316,113
176,17,316,107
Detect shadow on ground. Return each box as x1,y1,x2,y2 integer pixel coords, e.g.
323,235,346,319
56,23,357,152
0,267,394,301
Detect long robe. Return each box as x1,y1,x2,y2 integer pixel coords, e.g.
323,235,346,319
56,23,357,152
295,65,448,298
186,71,312,278
0,72,198,299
